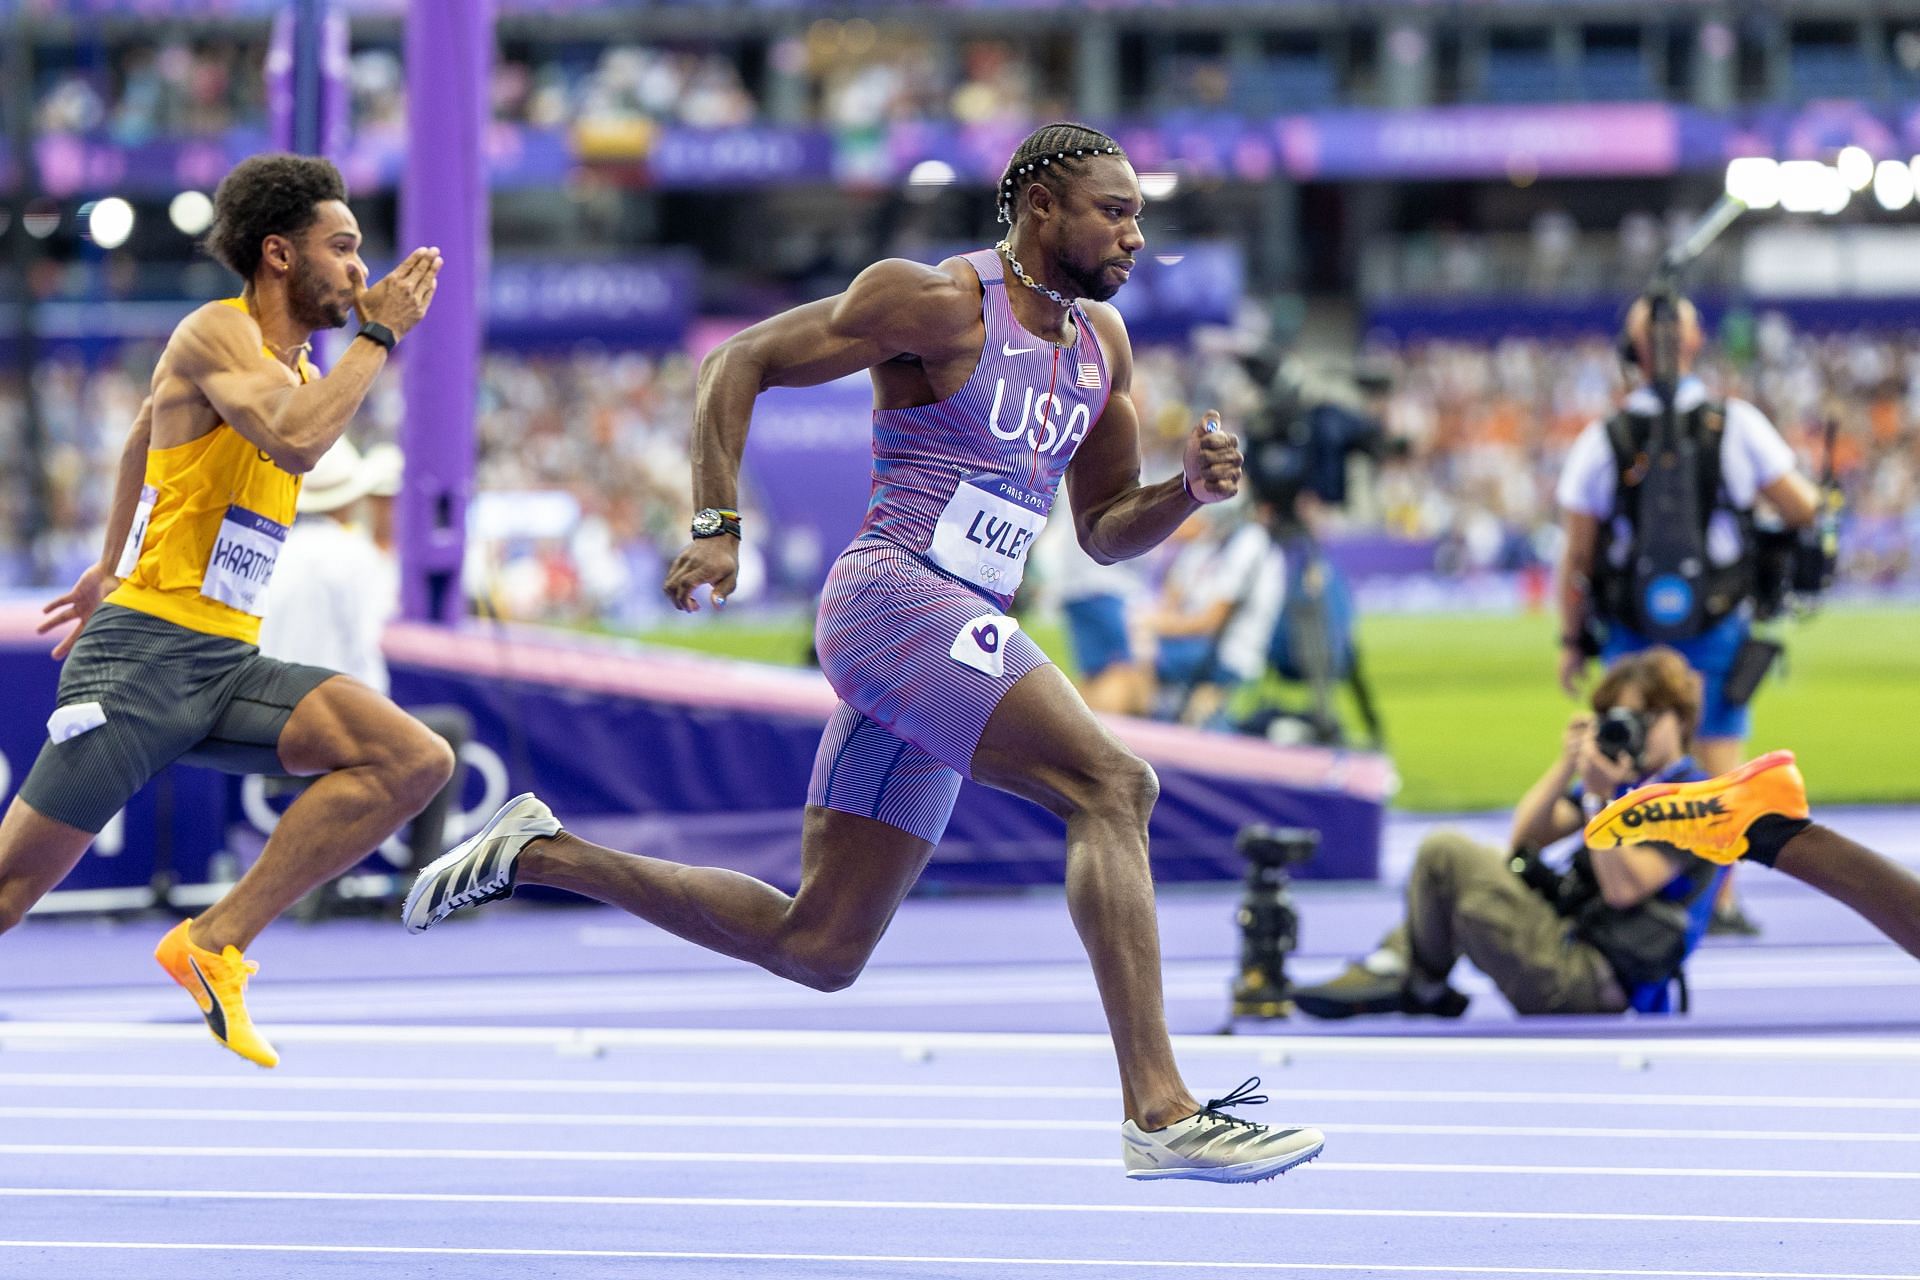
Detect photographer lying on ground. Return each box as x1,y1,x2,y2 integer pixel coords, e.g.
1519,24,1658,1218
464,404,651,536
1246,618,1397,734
1294,647,1723,1019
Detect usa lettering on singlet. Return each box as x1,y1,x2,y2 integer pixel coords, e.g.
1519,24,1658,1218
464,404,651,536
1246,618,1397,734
855,248,1112,599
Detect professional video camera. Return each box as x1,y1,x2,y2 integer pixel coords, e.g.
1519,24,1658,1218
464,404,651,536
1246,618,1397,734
1236,351,1400,519
1229,825,1319,1018
1753,415,1844,622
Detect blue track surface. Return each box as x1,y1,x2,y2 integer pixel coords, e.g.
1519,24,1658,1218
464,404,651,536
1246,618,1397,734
1,806,1916,1278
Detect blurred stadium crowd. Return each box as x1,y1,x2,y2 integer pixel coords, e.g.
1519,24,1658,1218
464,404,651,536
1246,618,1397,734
6,314,1915,624
7,1,1920,636
31,32,1058,140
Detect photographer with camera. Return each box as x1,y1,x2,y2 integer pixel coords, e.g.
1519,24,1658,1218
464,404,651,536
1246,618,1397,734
1556,295,1820,934
1293,647,1723,1019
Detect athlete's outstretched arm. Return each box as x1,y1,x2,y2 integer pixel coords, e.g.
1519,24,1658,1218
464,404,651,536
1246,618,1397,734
165,248,441,472
1065,304,1241,564
37,396,152,658
666,258,970,610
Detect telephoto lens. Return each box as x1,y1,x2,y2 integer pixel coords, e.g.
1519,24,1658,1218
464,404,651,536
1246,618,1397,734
1594,707,1647,766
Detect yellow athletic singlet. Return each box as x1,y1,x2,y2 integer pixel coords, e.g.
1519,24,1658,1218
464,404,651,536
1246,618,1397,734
105,297,314,645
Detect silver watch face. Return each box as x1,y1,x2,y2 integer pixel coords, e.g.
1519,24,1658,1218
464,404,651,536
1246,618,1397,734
692,510,722,536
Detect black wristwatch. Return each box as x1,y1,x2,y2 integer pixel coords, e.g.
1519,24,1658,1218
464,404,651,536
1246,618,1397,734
355,321,397,351
691,508,742,539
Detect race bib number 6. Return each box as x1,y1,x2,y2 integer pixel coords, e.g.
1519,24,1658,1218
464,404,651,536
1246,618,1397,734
201,504,287,617
927,473,1049,595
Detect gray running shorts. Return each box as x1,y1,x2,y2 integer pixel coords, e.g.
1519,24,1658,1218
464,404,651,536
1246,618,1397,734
18,603,337,833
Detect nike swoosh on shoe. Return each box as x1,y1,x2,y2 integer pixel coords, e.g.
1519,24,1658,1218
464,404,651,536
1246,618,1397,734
188,956,228,1042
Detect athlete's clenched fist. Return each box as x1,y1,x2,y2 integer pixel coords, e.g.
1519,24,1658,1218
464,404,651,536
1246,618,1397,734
1182,411,1242,503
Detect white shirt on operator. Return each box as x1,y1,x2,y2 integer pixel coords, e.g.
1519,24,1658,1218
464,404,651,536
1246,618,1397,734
1555,376,1800,568
258,516,396,695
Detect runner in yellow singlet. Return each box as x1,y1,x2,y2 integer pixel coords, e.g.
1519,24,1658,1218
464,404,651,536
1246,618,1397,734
0,153,445,1067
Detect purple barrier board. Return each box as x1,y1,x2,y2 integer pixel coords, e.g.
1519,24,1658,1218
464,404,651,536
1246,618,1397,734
380,622,1389,889
0,605,228,896
0,604,1386,900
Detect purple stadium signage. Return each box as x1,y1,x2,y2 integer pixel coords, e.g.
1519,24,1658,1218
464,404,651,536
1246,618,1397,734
740,376,875,594
16,103,1920,201
1282,104,1679,179
646,126,835,188
486,255,697,345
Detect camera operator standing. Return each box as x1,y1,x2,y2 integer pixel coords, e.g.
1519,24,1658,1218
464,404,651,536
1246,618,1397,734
1555,296,1819,932
1294,648,1724,1019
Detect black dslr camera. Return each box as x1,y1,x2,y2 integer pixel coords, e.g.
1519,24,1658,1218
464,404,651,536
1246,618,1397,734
1594,707,1648,770
1230,825,1319,1018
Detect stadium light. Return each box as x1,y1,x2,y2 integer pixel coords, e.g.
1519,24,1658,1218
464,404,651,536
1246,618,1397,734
1137,172,1179,200
1778,161,1844,214
22,199,60,239
1836,145,1875,192
906,160,955,187
170,190,215,236
1874,159,1916,212
81,197,135,249
1724,157,1781,210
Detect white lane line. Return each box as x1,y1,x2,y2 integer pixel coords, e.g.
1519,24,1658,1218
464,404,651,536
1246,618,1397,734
3,1106,1917,1146
3,1073,1916,1113
3,1144,1917,1179
0,1241,1913,1277
2,1022,1918,1061
3,1187,1917,1229
9,964,1916,1023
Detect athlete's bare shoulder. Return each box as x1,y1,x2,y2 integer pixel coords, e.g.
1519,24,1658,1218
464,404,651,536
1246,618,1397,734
149,301,289,448
835,257,979,353
163,300,268,379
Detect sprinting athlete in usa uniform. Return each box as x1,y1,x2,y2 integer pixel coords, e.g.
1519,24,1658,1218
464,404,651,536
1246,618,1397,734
0,154,450,1068
407,123,1324,1182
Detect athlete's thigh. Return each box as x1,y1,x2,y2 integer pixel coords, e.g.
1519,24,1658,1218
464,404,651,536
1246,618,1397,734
267,671,437,777
785,804,937,951
815,542,1047,776
0,796,99,916
969,661,1143,816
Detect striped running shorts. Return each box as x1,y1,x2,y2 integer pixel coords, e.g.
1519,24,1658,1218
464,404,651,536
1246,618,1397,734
807,539,1049,844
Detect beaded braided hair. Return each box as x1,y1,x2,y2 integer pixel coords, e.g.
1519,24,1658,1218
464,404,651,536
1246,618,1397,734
995,122,1128,227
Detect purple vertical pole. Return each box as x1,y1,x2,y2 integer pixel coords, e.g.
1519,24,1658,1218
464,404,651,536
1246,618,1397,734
398,0,492,623
268,0,347,158
270,0,349,368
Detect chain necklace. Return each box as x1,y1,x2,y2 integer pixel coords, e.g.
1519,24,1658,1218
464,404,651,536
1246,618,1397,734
996,240,1078,312
265,338,313,366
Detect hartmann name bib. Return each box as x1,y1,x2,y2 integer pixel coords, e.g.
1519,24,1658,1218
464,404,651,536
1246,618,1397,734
201,504,287,617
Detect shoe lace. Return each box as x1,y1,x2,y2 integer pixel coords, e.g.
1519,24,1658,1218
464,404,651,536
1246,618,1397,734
206,948,259,998
1199,1076,1269,1131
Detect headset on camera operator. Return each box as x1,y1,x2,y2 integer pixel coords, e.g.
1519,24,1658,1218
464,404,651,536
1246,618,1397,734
1556,295,1821,777
1292,647,1724,1020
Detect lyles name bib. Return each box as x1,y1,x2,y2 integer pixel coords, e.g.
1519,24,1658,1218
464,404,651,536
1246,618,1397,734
926,473,1049,594
201,503,287,618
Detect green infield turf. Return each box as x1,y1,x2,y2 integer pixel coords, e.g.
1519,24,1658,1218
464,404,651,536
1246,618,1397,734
626,605,1920,812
